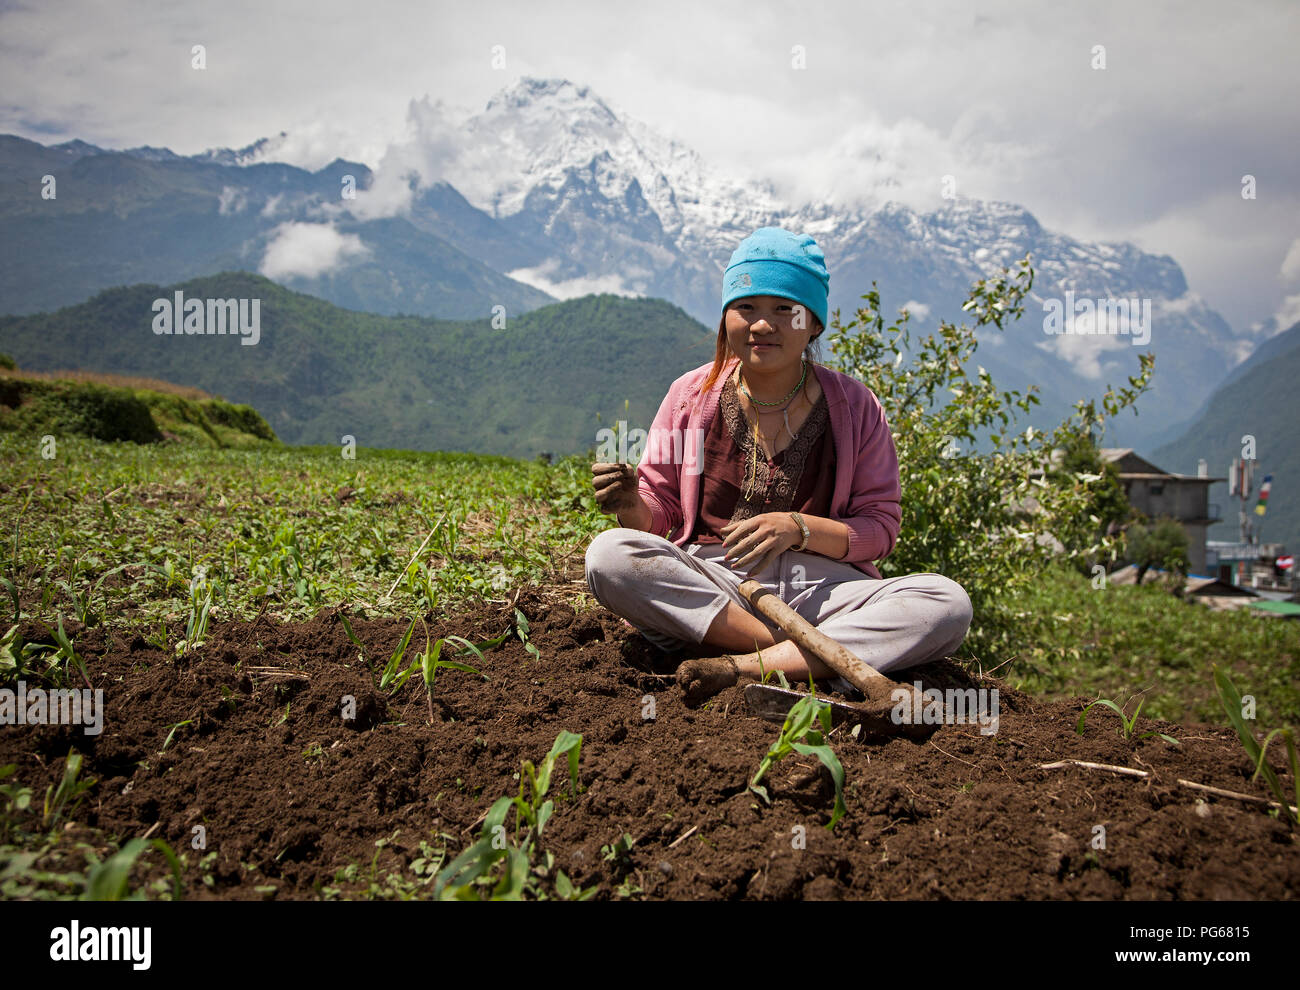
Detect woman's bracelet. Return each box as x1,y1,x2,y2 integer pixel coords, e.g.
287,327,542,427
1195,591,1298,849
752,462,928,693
789,511,810,552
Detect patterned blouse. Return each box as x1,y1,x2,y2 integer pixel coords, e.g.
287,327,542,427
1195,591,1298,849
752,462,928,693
688,372,836,544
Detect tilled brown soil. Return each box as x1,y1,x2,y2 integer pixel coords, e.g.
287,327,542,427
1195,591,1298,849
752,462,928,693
4,593,1298,900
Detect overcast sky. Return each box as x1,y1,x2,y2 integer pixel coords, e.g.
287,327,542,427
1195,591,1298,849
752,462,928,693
2,0,1297,337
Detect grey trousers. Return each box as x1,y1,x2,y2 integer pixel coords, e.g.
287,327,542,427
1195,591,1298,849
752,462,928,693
584,528,973,675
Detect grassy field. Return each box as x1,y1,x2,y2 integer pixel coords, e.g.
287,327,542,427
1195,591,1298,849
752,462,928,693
0,435,600,637
1008,565,1300,727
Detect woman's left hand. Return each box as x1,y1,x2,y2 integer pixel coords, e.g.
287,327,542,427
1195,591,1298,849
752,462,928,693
720,513,800,575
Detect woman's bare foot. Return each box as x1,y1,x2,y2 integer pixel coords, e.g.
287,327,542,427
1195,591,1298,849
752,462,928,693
676,656,749,703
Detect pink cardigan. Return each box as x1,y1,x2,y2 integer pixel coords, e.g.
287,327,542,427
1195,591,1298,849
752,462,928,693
634,358,902,579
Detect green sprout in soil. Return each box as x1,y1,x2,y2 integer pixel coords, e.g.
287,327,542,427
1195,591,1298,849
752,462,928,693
377,616,418,691
160,719,194,753
0,576,17,626
0,624,43,686
1075,696,1179,745
8,616,91,690
600,832,642,898
43,751,95,829
176,574,213,657
378,616,498,722
83,838,184,901
434,730,593,900
749,682,847,829
601,832,634,866
0,763,33,841
46,616,89,688
754,641,789,688
513,608,541,661
1214,665,1299,826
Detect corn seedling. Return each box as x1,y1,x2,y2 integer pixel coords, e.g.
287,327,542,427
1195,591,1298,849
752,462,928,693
43,751,95,828
416,632,488,721
160,719,194,753
0,764,34,841
0,576,18,624
176,577,214,657
513,608,541,661
379,616,501,720
57,560,130,628
0,764,32,811
754,639,774,685
14,616,91,690
749,682,847,829
1255,729,1300,826
1076,696,1179,745
339,611,365,661
753,645,790,689
434,730,592,900
0,624,43,685
142,618,169,652
50,616,89,688
376,616,418,690
1214,665,1299,826
82,837,184,901
511,729,583,834
148,557,186,593
601,832,635,877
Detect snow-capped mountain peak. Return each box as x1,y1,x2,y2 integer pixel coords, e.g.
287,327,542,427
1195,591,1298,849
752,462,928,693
442,76,787,249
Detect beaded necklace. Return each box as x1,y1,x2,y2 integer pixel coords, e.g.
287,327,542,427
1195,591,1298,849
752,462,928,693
734,359,808,499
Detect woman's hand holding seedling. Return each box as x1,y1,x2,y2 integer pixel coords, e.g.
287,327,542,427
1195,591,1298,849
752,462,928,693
591,462,650,529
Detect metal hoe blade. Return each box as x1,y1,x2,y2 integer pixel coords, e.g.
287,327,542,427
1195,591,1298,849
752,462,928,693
743,683,930,739
743,683,870,727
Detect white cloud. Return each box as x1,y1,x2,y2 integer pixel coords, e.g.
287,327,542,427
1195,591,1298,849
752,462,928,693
1273,292,1300,333
259,222,369,280
1035,332,1132,380
506,260,640,299
337,97,465,221
765,104,1041,217
217,186,246,215
1281,238,1300,283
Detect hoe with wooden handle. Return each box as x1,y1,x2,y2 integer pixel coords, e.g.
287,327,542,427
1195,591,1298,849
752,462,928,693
737,579,935,740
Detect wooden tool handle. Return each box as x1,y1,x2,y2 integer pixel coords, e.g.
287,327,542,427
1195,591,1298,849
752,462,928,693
738,579,900,705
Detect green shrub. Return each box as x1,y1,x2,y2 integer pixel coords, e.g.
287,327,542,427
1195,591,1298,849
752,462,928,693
41,383,162,444
1126,516,1189,586
825,257,1153,662
201,400,276,441
1047,428,1132,574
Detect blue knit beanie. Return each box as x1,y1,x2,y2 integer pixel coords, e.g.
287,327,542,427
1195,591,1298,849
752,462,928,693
721,227,829,333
